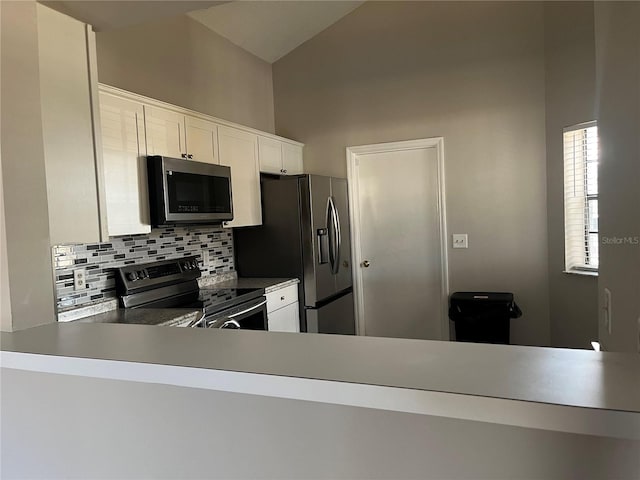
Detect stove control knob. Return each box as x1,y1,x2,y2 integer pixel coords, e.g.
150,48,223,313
138,270,147,279
183,262,191,270
126,272,138,281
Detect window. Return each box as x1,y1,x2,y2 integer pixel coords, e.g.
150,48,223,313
564,121,598,273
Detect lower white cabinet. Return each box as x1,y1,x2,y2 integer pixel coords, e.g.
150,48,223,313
266,283,300,333
268,302,300,333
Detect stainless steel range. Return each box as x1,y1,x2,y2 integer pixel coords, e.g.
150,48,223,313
115,256,267,329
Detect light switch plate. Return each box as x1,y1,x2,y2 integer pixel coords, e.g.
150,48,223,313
452,234,468,249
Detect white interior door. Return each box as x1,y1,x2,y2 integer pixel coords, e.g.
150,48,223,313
348,139,448,341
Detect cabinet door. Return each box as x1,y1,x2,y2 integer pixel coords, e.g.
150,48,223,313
218,126,261,228
258,136,283,174
282,143,304,175
37,4,101,244
144,105,186,159
185,116,219,164
99,93,151,236
268,302,300,333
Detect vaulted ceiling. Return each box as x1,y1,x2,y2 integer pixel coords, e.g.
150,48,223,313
41,1,365,64
188,1,365,63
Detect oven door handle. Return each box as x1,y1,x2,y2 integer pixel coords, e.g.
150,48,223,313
227,299,267,319
220,319,241,329
187,312,206,328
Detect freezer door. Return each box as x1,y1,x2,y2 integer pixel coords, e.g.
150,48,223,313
331,178,353,292
302,175,335,306
306,291,355,335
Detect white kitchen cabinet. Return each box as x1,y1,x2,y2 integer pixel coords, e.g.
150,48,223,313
266,283,300,332
258,136,304,175
282,142,304,175
258,136,283,174
268,302,300,333
145,106,219,164
185,116,219,164
37,4,101,245
99,93,151,236
144,105,186,159
218,126,262,228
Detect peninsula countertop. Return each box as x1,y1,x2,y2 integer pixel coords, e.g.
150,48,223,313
2,322,639,440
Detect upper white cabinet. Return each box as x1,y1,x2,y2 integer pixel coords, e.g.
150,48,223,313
282,143,304,175
37,4,101,245
96,85,302,235
145,106,219,164
218,126,262,228
99,92,150,236
144,106,186,159
185,116,219,164
258,136,304,175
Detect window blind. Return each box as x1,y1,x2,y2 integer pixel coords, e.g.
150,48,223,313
564,122,598,272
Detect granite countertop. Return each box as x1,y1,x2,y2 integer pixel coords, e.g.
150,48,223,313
72,308,202,327
201,276,299,293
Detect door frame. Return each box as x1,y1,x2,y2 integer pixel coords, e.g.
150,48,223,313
346,137,450,340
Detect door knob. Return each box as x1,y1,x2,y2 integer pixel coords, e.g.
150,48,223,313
361,260,370,268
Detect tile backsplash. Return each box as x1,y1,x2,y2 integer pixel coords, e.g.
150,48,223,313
53,226,234,312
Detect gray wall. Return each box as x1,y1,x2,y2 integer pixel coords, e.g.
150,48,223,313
544,2,598,349
96,14,276,134
594,2,640,353
2,368,639,479
0,1,56,332
273,1,550,346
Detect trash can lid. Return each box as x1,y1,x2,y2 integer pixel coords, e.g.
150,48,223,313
450,292,514,303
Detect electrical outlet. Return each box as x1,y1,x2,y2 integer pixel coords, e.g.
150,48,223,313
452,234,468,249
73,269,86,291
202,250,210,266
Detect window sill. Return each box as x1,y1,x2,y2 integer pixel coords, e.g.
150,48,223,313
563,270,598,277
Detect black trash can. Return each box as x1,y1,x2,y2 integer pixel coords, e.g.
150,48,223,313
449,292,522,344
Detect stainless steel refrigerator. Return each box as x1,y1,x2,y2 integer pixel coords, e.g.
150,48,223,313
235,175,355,334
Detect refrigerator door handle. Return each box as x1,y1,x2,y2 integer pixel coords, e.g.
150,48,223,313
328,196,340,275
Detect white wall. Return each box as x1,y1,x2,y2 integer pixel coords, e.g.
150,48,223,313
0,0,56,332
96,14,276,134
594,2,640,353
273,1,550,346
2,368,639,479
544,2,599,349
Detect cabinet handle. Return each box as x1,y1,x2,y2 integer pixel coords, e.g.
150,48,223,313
283,169,287,174
181,153,187,158
281,296,285,301
187,154,193,159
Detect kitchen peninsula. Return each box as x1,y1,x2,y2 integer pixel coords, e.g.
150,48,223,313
2,322,639,478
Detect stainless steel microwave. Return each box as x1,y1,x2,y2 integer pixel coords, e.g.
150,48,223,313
147,156,233,225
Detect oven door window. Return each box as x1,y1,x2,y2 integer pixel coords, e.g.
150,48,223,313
166,171,231,214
